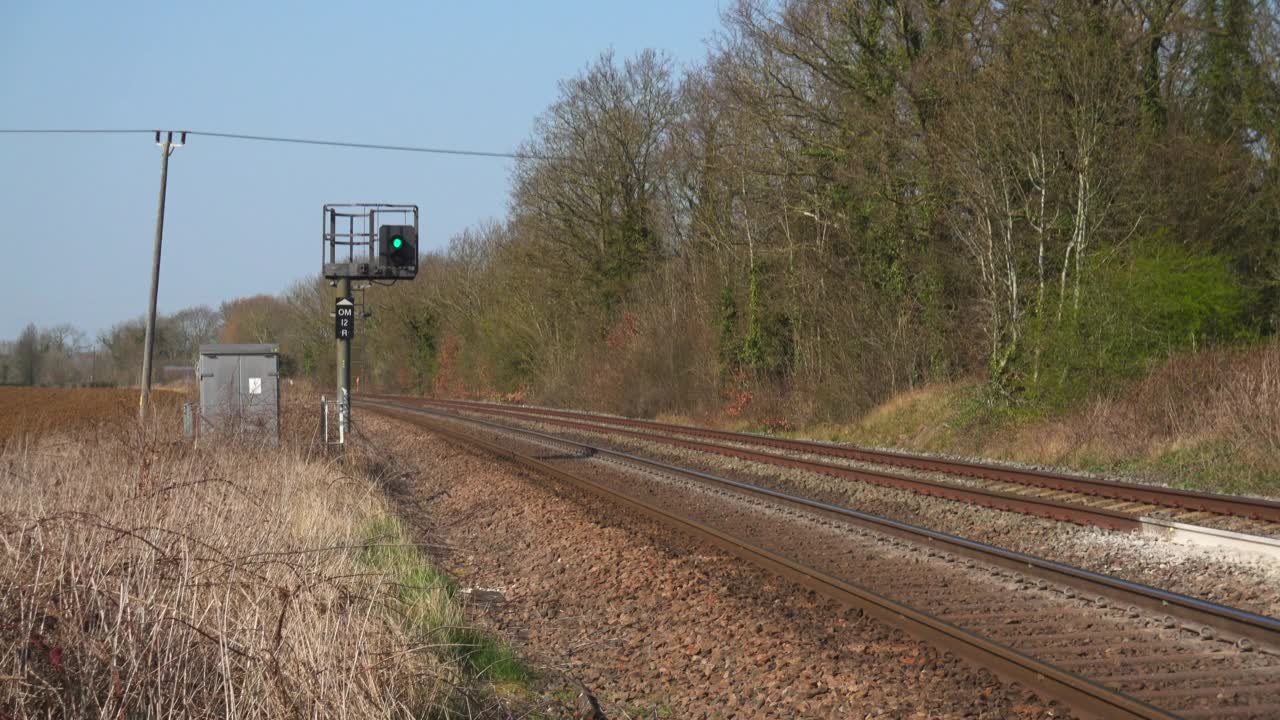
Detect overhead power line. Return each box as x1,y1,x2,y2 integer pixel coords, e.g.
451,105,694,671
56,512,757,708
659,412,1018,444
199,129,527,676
0,128,152,134
0,128,536,160
193,130,531,159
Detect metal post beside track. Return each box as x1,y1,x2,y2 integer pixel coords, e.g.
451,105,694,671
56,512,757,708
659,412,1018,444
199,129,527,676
336,277,352,445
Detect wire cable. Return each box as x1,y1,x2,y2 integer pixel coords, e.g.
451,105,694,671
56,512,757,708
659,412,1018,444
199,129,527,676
0,128,153,134
0,128,537,160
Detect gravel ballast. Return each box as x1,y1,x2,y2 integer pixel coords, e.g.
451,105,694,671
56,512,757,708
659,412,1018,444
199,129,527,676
439,408,1280,619
364,413,1063,719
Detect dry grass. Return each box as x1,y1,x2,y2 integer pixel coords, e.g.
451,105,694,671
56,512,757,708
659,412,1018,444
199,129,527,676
0,392,505,718
823,341,1280,496
840,382,977,449
1003,341,1280,494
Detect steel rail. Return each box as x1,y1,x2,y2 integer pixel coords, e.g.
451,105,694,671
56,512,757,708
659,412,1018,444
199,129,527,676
378,396,1145,531
411,396,1280,523
359,398,1280,651
440,397,1280,521
359,398,1187,720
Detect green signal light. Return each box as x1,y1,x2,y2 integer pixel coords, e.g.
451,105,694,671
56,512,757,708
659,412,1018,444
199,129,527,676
392,237,403,249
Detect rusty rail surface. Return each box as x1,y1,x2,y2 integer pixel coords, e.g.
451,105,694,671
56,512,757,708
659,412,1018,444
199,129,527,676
399,395,1280,524
377,395,1144,531
359,398,1280,720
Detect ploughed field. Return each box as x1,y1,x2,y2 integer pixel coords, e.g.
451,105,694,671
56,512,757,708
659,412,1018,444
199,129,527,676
0,386,185,441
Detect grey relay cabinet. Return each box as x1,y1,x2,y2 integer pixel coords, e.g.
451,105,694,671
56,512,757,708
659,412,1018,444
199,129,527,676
197,344,280,444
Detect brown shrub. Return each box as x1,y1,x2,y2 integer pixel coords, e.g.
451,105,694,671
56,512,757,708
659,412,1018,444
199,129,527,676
822,342,1279,495
563,300,719,419
1061,342,1280,454
996,341,1280,493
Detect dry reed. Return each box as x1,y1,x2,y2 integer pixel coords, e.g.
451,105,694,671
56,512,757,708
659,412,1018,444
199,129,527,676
0,406,464,718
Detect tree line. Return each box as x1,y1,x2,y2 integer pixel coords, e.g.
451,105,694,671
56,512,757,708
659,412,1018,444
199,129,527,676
1,300,284,387
18,1,1279,426
324,0,1280,421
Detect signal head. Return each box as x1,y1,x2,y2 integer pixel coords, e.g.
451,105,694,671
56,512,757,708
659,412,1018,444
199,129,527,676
378,224,417,272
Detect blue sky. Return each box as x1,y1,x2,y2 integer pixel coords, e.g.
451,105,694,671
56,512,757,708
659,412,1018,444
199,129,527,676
0,1,724,341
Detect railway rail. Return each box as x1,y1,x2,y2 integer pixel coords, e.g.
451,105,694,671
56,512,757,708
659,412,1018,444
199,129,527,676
358,397,1280,720
374,395,1280,557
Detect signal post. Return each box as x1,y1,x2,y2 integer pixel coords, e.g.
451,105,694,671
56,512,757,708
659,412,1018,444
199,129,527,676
335,287,354,440
321,204,419,444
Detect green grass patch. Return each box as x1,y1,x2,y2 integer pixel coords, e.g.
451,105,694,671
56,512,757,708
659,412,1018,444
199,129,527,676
357,515,532,685
447,626,528,684
1124,441,1278,498
779,381,1000,454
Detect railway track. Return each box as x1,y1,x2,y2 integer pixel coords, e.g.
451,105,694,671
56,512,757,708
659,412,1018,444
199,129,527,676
358,397,1280,720
374,395,1280,557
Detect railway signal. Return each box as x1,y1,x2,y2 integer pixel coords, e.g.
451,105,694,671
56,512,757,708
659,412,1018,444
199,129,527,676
321,204,419,447
379,224,417,269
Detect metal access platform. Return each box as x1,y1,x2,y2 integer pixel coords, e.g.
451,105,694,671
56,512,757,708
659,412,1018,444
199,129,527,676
322,203,419,280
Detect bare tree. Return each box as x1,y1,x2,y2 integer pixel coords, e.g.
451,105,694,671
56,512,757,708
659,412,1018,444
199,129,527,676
34,324,86,385
13,324,39,386
512,49,680,313
169,305,222,361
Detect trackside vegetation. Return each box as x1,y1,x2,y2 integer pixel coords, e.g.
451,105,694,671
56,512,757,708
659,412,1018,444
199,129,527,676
817,340,1280,496
0,398,529,718
357,516,529,686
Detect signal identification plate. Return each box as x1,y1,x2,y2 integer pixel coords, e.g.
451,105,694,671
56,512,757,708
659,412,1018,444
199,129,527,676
335,298,355,340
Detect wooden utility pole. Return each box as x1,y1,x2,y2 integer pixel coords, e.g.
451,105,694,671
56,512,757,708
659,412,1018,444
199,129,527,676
139,131,185,420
